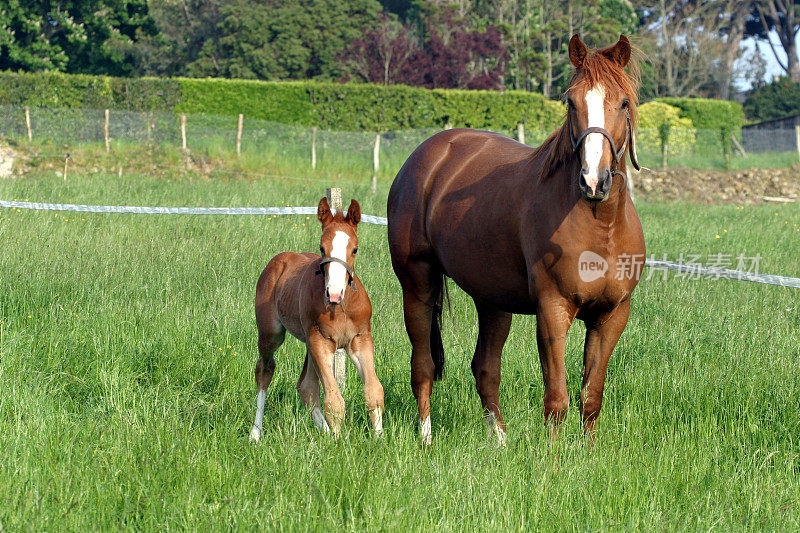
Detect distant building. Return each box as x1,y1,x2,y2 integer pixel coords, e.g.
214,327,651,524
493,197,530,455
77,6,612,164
741,114,800,153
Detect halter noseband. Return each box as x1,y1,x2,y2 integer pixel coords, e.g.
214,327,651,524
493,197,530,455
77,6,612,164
317,256,358,292
570,111,640,173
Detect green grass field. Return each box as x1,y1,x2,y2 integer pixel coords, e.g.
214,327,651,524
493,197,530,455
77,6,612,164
0,162,799,530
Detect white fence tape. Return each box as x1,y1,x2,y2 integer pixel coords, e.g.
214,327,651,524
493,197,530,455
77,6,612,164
2,199,799,289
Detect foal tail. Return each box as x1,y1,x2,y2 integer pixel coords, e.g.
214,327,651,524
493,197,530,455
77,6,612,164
430,274,448,381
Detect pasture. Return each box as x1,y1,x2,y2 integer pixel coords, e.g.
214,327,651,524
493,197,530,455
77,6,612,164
0,156,799,529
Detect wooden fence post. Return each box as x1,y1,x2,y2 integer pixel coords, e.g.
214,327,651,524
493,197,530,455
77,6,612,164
794,125,800,163
517,122,525,145
731,134,746,157
24,106,32,142
104,109,110,152
311,127,317,170
236,113,244,156
326,187,347,391
372,134,380,192
181,114,187,151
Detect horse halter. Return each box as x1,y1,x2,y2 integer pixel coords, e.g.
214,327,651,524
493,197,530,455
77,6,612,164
317,256,358,291
570,110,640,174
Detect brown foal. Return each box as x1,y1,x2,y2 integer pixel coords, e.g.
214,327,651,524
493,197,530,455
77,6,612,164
388,34,645,445
250,197,384,441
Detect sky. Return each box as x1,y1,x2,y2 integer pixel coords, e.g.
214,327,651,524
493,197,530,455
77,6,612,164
739,31,799,89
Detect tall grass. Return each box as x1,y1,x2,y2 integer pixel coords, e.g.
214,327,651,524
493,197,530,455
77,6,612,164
0,169,798,529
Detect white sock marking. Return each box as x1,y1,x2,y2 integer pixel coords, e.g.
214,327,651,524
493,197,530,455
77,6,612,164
583,85,606,195
250,389,266,443
312,407,330,433
326,231,350,301
372,407,384,437
485,412,507,447
420,416,432,446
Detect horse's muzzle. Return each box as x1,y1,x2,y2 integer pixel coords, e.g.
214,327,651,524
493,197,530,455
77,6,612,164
579,167,613,201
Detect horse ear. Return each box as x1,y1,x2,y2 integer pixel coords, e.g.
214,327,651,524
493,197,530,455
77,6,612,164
569,34,587,68
317,197,333,224
346,199,361,226
601,35,631,68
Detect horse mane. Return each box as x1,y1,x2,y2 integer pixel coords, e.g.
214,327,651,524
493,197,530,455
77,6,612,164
532,43,641,180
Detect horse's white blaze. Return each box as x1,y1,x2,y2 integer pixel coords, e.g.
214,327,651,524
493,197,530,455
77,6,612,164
420,416,432,445
326,231,350,301
484,412,507,447
583,85,606,195
372,407,384,437
250,389,267,443
312,406,330,432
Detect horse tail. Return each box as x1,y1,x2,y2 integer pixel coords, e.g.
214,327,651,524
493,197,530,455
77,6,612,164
430,274,448,381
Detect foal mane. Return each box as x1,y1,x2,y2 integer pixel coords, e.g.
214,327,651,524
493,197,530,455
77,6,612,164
533,43,640,180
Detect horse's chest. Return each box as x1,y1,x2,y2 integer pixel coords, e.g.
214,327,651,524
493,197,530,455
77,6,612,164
539,248,641,312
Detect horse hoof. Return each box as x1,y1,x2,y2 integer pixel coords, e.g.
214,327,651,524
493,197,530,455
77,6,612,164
249,427,261,444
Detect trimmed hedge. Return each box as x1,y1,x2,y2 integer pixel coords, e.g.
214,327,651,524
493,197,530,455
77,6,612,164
655,97,742,158
0,71,181,111
0,70,742,136
655,97,743,134
0,70,564,131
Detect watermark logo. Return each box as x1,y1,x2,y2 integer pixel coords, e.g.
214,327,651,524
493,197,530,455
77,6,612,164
578,251,608,282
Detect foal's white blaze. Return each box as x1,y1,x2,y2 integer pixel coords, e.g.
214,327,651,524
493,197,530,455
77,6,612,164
420,416,432,446
484,412,507,447
249,389,267,443
326,231,350,303
583,85,606,195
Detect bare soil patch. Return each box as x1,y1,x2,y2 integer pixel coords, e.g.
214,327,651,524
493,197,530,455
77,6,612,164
634,166,800,204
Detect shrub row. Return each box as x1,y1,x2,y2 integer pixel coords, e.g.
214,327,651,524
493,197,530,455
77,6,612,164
0,70,743,135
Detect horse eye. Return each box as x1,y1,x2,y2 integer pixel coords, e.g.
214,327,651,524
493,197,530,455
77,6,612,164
319,247,325,255
352,248,358,255
621,99,629,109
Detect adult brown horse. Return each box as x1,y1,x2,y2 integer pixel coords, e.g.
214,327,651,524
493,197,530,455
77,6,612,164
387,35,645,445
250,197,384,441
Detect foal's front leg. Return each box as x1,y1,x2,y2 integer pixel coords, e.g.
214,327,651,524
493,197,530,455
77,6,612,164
346,332,385,437
307,329,345,436
297,350,330,433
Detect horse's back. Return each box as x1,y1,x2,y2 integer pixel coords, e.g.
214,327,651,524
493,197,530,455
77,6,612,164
255,252,317,335
388,128,533,255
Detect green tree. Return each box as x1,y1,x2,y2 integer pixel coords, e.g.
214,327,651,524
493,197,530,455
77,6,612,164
0,0,156,76
164,0,383,80
744,77,800,121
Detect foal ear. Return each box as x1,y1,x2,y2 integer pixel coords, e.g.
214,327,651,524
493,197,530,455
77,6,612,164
317,197,333,224
345,199,361,226
569,34,587,68
601,35,631,68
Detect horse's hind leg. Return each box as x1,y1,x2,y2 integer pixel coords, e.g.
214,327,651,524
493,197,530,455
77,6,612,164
471,303,512,446
346,332,385,437
297,350,329,433
249,322,285,443
395,258,443,445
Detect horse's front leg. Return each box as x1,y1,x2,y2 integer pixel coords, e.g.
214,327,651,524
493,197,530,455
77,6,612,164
346,332,385,437
536,297,577,433
307,329,345,437
581,298,630,444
